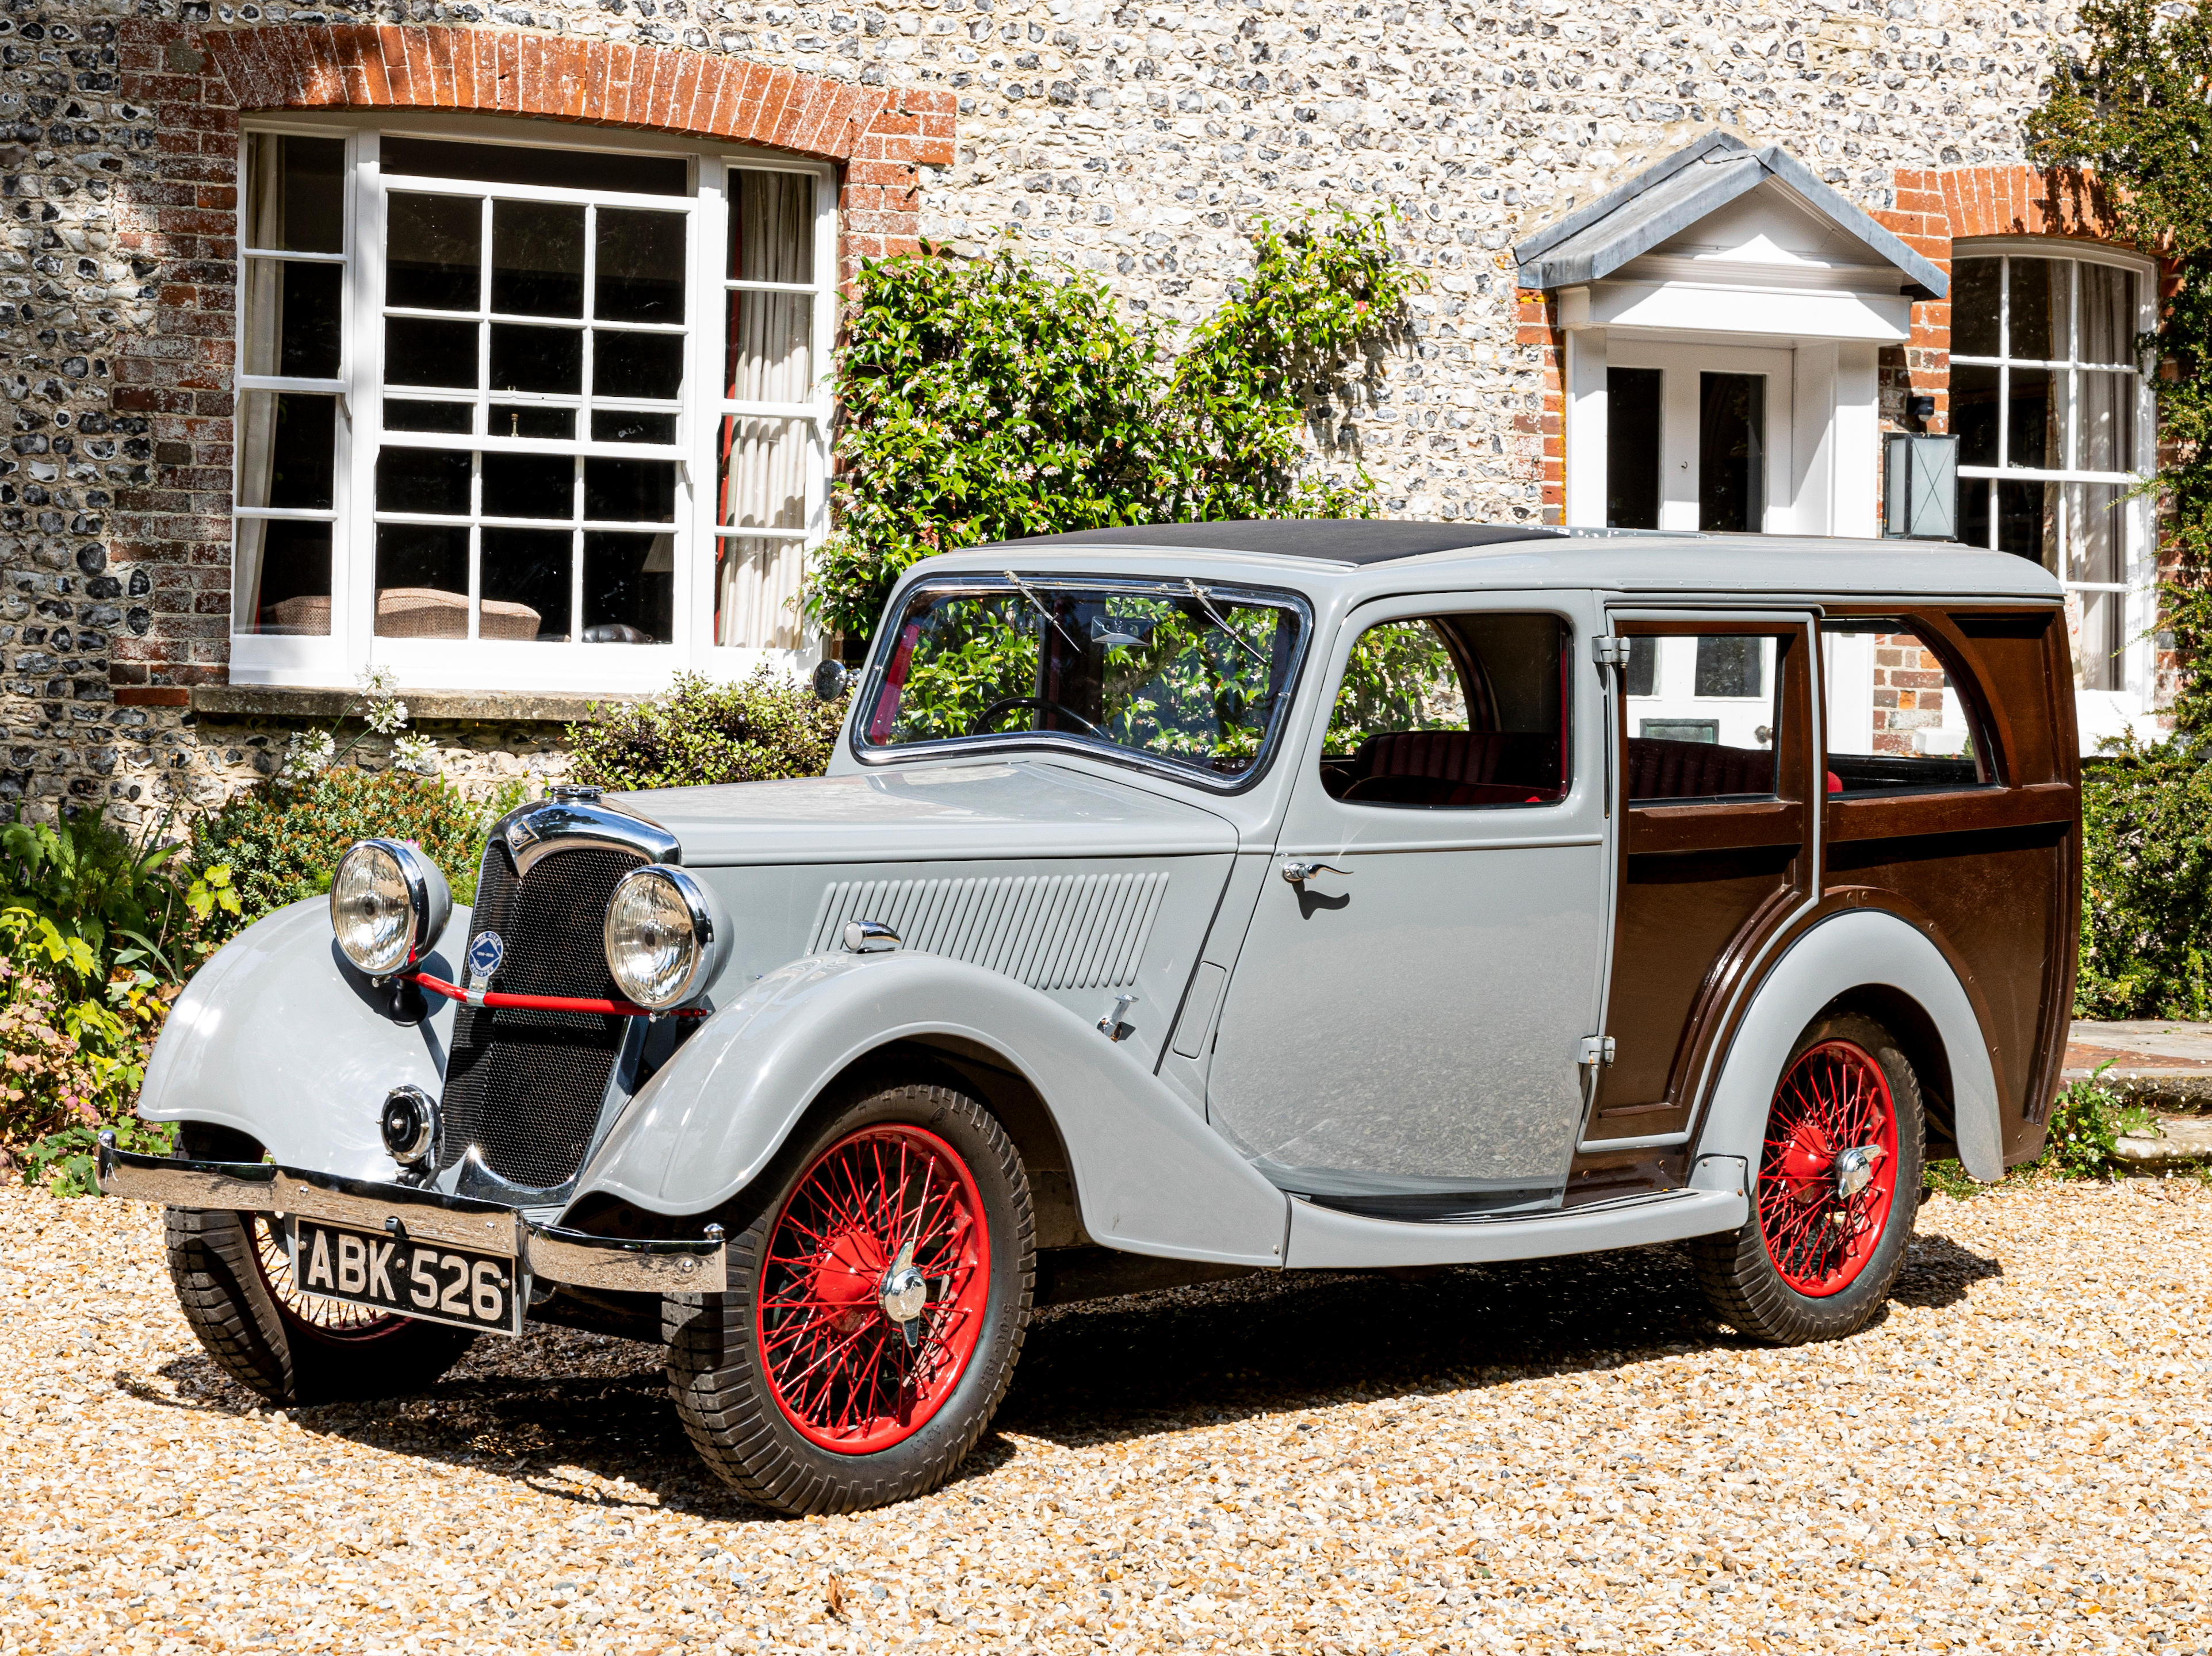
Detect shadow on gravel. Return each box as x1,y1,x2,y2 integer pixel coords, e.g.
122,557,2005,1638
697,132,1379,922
136,1226,2001,1517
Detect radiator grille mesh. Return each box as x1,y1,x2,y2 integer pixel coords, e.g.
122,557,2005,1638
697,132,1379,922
435,843,640,1191
806,871,1170,991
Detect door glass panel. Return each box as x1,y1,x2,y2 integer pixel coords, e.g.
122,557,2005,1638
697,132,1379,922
1605,367,1662,530
1622,632,1782,798
1697,373,1765,532
1322,615,1567,808
1820,618,1990,791
490,200,585,317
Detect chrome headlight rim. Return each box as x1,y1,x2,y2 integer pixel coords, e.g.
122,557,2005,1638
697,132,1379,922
329,837,450,979
603,864,718,1011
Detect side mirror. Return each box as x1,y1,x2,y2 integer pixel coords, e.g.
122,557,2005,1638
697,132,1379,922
812,658,851,702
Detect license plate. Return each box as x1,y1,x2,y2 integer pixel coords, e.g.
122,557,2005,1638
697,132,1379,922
290,1219,523,1336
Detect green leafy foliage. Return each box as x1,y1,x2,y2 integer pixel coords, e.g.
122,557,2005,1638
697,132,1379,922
0,808,205,990
187,765,492,954
18,1118,175,1199
2043,1064,2127,1179
2029,0,2212,729
567,668,849,792
1322,619,1465,756
2074,734,2212,1018
808,208,1422,645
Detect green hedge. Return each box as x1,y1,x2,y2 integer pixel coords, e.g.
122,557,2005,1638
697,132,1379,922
2075,735,2212,1021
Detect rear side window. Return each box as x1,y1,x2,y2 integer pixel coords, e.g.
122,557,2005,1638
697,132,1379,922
1621,630,1785,800
1820,618,1993,794
1319,612,1568,807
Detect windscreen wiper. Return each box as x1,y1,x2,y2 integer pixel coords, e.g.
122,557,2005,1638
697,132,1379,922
1004,570,1082,653
1184,578,1271,670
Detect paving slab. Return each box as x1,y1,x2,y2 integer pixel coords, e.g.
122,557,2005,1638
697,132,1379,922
2062,1019,2212,1110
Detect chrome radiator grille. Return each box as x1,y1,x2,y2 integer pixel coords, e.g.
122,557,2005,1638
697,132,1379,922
435,841,643,1191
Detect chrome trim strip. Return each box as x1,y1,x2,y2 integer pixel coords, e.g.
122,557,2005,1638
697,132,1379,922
496,796,679,877
95,1137,728,1294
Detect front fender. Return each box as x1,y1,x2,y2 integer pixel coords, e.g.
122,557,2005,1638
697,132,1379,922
1692,908,2003,1185
570,952,1291,1267
137,899,465,1182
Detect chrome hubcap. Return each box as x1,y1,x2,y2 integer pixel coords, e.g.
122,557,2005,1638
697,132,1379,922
1832,1143,1885,1200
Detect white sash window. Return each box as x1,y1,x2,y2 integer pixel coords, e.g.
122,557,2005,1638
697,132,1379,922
231,121,834,692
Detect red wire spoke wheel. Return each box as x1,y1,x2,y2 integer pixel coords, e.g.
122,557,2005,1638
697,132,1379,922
1756,1039,1901,1295
757,1124,993,1454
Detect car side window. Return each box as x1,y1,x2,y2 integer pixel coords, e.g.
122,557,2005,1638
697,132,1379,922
1821,618,1994,794
1320,613,1569,807
1622,630,1785,800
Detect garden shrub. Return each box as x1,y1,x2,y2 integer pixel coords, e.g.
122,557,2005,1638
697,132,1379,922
2042,1064,2128,1179
2074,735,2212,1019
568,669,849,792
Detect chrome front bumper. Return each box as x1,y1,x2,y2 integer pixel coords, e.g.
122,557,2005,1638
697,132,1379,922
95,1133,725,1295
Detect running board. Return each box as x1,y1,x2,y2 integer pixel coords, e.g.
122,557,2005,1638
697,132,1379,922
1284,1186,1747,1270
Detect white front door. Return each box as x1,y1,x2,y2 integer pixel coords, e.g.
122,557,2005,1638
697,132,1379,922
1599,342,1794,534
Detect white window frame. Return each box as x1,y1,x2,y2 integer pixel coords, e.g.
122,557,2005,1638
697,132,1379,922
229,114,837,693
1949,239,2159,706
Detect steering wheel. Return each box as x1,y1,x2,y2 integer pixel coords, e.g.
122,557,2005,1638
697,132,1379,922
970,695,1107,739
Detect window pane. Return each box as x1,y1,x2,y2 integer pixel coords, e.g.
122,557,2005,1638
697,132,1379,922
482,452,574,520
386,399,474,434
235,520,332,635
375,525,472,637
1951,362,1999,467
730,169,815,284
2080,370,2135,474
236,392,336,511
2007,257,2068,361
1951,258,2000,357
490,200,584,318
2080,263,2136,365
584,531,674,642
245,133,344,254
1624,635,1657,697
381,137,688,197
1694,635,1765,698
717,416,812,530
1997,478,2056,567
724,290,813,404
715,536,806,649
594,330,683,400
489,323,583,395
243,259,342,378
1698,372,1765,532
376,447,472,515
584,458,676,524
1605,366,1662,530
491,404,574,440
1322,614,1566,808
2068,482,2126,691
1958,476,1993,550
1821,619,1988,792
385,317,477,388
592,409,677,445
2007,365,2057,469
596,209,687,323
1322,619,1465,757
385,193,481,312
481,527,571,641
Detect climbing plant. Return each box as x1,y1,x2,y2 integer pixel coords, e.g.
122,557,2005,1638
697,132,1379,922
804,207,1421,645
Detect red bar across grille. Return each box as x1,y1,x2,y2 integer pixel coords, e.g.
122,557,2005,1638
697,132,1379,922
406,971,709,1019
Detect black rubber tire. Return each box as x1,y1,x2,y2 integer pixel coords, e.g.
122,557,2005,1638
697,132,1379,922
164,1205,479,1405
664,1078,1035,1516
1690,1011,1926,1346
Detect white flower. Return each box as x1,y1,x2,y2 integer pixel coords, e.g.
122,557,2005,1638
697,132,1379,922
279,728,335,786
393,734,442,777
359,667,410,735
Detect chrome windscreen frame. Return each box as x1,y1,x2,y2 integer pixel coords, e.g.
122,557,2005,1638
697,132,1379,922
844,571,1317,797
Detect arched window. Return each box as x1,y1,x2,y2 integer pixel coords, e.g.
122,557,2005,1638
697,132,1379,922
1948,244,2157,695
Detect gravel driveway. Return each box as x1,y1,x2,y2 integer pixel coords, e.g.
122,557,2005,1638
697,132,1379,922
3,1179,2208,1653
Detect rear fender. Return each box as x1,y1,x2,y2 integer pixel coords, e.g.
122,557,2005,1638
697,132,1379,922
570,951,1290,1267
1691,908,2003,1186
136,899,466,1182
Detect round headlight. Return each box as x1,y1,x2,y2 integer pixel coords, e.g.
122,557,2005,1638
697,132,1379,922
330,838,451,978
603,865,721,1011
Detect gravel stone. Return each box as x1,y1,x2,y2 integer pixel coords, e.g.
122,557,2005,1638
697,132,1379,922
4,1178,2210,1651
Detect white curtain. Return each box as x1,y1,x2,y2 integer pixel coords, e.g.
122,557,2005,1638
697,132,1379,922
716,171,815,649
234,135,286,633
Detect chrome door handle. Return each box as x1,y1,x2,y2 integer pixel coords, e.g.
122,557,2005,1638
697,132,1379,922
1280,858,1352,885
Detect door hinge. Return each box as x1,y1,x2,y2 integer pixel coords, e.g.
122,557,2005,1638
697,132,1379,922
1591,637,1631,669
1578,1035,1617,1068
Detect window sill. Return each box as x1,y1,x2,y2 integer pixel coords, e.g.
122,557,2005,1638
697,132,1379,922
188,685,643,724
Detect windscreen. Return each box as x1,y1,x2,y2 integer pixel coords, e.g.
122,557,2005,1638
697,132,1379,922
859,576,1305,781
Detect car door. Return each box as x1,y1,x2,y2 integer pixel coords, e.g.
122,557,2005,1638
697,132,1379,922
1579,610,1819,1153
1202,591,1610,1217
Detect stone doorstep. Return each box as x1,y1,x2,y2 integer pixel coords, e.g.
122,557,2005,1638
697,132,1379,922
2061,1019,2212,1115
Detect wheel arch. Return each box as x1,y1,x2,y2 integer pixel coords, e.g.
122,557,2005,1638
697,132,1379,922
1691,908,2003,1184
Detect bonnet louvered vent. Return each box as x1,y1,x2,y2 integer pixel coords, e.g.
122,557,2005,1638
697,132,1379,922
808,872,1170,991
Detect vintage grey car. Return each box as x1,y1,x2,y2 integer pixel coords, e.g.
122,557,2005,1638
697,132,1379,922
100,520,2082,1514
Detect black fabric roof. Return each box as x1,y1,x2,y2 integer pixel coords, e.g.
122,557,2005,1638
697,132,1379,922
979,520,1562,566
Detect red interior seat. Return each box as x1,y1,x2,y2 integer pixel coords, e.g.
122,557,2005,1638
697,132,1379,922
1352,730,1512,787
1624,737,1774,800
